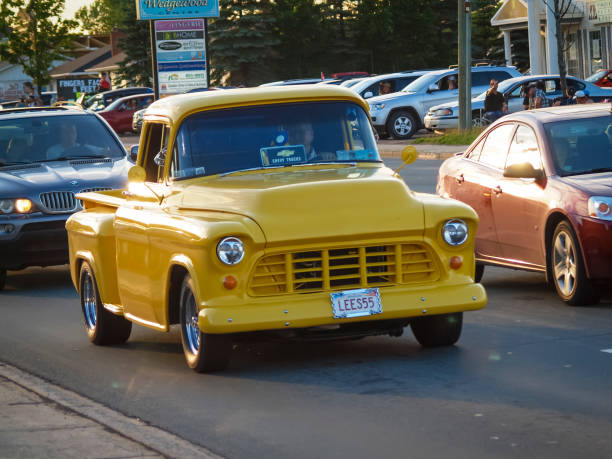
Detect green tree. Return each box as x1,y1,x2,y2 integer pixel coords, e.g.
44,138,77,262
0,0,77,93
116,1,152,86
209,0,280,86
471,0,504,64
75,0,126,35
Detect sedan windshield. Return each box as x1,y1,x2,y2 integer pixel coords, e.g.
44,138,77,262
0,114,125,165
170,101,380,179
545,116,612,176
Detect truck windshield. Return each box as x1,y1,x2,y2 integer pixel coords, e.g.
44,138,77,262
170,101,380,179
0,114,125,165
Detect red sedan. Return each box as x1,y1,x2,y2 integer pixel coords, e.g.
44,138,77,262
587,69,612,88
437,104,612,305
98,94,153,133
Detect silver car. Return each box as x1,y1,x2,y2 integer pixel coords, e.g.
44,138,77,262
348,71,432,99
368,66,522,139
424,75,612,130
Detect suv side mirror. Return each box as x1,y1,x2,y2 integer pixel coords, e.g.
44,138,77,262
503,162,544,180
363,91,374,99
129,145,138,163
427,83,439,93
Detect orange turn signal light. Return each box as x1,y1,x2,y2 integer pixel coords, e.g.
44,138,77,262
450,256,463,270
223,275,237,289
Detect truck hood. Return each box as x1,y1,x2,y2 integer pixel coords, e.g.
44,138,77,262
0,158,130,196
174,165,424,246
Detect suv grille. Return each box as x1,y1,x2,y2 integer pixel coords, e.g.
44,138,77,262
39,191,77,213
249,242,439,296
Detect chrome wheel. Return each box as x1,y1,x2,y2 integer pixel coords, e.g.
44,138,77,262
553,230,577,297
183,288,200,354
393,116,413,136
82,273,97,330
472,117,489,127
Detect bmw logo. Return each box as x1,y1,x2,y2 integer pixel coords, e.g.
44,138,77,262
70,180,79,186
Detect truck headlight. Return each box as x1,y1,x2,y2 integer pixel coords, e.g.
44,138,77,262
217,237,245,265
442,219,468,246
0,200,14,214
588,196,612,221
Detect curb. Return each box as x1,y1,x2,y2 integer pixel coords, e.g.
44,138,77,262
0,362,222,459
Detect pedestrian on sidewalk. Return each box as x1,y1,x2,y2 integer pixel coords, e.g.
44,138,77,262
484,79,507,123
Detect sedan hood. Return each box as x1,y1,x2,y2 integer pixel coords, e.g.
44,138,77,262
0,158,130,197
562,171,612,196
175,165,424,246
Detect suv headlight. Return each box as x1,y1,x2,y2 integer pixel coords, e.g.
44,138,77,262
434,108,453,117
217,237,245,265
370,103,386,111
0,198,33,214
442,219,469,246
588,196,612,221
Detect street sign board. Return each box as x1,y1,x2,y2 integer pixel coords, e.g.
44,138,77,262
154,19,207,95
136,0,219,20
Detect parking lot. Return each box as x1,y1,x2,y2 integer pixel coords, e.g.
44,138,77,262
1,159,611,459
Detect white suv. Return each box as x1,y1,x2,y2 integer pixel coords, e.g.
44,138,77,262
368,66,522,139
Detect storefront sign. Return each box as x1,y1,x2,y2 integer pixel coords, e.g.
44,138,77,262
136,0,219,20
154,19,207,95
57,78,101,101
589,0,612,25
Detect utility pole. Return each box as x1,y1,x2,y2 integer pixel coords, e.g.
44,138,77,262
458,0,472,132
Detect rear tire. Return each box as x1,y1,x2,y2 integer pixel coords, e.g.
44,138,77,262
179,275,231,372
79,262,132,345
0,269,6,291
386,110,417,139
550,221,599,305
475,263,484,283
411,312,463,347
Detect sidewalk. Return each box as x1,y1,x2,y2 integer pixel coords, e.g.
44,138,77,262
0,362,219,459
377,139,465,160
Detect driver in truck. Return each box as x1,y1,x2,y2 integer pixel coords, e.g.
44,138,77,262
46,122,79,159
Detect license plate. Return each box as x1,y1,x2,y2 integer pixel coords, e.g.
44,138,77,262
330,288,382,319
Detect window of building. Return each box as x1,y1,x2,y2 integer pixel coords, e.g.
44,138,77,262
590,30,602,75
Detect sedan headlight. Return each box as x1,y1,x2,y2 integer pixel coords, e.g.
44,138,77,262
442,219,469,246
588,196,612,221
0,198,33,214
433,108,453,117
217,237,245,265
370,103,386,111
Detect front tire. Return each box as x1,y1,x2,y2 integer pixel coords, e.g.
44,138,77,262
79,262,132,345
410,312,463,347
550,221,599,305
386,110,417,139
179,275,231,372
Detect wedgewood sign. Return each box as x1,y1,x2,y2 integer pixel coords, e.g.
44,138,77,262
136,0,219,20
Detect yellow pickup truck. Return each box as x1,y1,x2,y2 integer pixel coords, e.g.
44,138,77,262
66,85,486,372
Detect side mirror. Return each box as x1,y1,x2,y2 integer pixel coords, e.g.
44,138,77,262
427,83,439,93
363,91,374,99
128,165,146,183
394,146,418,175
503,162,544,180
129,145,138,163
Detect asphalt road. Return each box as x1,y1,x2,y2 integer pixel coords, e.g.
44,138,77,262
1,160,612,459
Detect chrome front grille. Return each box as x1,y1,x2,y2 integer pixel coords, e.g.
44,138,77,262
39,191,77,213
249,242,439,296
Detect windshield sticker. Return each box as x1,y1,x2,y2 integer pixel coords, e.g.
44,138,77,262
336,150,378,161
260,145,306,167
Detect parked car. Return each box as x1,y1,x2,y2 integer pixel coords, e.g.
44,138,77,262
83,87,153,112
340,78,367,88
437,104,612,305
0,107,132,290
349,71,432,100
586,69,612,88
368,66,522,139
424,75,609,131
98,94,154,133
260,78,333,86
66,85,486,371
